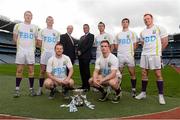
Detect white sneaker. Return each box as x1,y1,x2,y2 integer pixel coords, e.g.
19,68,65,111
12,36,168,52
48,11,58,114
159,94,166,105
36,88,43,96
135,92,146,100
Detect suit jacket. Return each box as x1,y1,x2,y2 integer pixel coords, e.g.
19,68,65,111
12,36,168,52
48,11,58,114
77,33,94,59
60,33,77,62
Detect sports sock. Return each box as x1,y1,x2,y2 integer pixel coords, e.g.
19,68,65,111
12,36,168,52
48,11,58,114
39,78,45,87
16,77,22,88
115,88,121,95
157,80,164,94
29,77,34,89
131,79,136,90
142,80,148,92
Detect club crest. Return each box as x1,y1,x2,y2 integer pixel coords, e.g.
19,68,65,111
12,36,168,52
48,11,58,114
63,60,68,66
30,28,33,32
152,29,156,34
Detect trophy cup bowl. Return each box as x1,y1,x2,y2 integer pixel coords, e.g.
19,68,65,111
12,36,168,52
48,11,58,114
72,89,84,106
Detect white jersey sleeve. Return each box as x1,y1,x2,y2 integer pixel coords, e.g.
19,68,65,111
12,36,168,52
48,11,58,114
158,25,168,38
46,57,53,73
110,56,119,70
95,58,101,70
64,55,73,69
13,24,19,35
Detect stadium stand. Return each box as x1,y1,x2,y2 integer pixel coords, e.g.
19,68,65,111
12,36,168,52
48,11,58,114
0,15,180,66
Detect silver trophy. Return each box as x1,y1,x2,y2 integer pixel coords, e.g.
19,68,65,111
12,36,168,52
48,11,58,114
72,89,84,106
60,89,95,112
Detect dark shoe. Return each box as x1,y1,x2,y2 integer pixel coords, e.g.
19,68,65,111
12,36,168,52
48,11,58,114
62,88,69,99
98,91,109,102
111,92,121,103
29,88,36,96
48,89,55,99
13,89,20,98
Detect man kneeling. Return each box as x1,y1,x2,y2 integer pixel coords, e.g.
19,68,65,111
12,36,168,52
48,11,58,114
44,43,74,99
89,40,121,103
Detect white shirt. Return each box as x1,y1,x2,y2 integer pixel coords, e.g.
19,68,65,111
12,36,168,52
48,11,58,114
115,30,138,56
95,53,121,77
46,55,72,80
13,23,38,52
38,28,60,53
95,33,114,58
140,25,168,56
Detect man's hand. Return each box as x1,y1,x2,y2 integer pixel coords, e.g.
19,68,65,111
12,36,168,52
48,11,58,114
77,51,81,56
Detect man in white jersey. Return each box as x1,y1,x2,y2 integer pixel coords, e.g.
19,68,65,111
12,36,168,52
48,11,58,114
95,22,114,59
36,16,60,96
89,40,122,103
13,11,38,97
135,13,168,105
115,18,138,97
44,43,74,99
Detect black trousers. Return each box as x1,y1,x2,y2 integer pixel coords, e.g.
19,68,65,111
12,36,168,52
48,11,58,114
79,58,91,90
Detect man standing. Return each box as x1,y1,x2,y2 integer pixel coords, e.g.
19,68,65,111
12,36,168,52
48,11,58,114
36,16,60,96
13,11,38,97
135,13,168,105
115,18,138,97
60,25,77,64
89,40,122,103
95,22,114,59
77,24,94,91
44,43,74,99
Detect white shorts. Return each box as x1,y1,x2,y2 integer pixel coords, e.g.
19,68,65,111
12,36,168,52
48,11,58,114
117,54,135,68
15,51,35,64
140,55,162,70
40,51,54,65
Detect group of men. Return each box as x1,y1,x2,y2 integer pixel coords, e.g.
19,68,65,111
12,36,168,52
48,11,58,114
13,11,168,105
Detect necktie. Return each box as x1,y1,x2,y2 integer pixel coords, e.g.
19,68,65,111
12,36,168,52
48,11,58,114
69,35,74,45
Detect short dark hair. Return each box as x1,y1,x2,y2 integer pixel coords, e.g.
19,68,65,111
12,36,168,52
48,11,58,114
98,22,105,27
55,42,63,49
83,24,89,28
122,18,130,23
100,40,110,46
144,13,153,18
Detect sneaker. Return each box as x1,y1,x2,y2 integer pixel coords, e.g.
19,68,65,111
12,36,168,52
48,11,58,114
135,92,146,100
36,88,43,96
131,90,136,98
92,88,99,92
13,89,20,98
98,91,109,102
159,94,166,105
48,89,55,99
29,88,36,96
111,92,121,103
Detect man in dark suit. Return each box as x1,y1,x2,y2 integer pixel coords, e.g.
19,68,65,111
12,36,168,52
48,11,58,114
60,25,77,64
77,24,94,91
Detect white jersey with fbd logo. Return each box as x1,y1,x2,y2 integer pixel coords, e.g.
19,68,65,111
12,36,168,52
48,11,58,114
38,28,60,53
38,28,60,65
13,23,38,52
115,30,138,56
95,33,114,58
46,55,72,80
140,25,168,56
95,53,121,78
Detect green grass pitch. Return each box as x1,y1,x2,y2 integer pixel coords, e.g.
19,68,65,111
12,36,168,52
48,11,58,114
0,64,179,119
